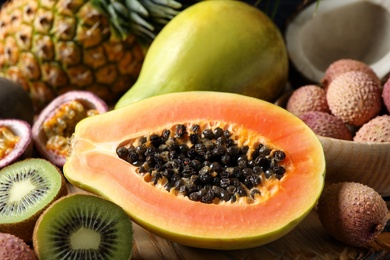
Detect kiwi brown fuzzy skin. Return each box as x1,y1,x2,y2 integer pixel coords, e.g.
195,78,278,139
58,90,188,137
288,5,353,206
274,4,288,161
0,159,68,243
0,232,37,260
317,182,388,248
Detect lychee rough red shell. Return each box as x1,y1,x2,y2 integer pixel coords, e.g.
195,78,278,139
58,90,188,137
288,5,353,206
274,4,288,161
0,232,36,260
326,71,382,127
317,182,388,248
286,85,329,117
299,111,352,140
383,77,390,113
321,59,380,90
354,115,390,143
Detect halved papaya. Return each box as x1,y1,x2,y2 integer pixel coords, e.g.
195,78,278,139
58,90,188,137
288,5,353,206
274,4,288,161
63,91,325,250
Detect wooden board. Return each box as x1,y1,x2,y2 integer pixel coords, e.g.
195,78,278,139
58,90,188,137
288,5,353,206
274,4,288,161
69,185,390,259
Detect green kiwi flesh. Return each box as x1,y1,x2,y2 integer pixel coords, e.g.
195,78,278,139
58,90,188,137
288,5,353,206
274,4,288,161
0,158,67,242
33,193,133,260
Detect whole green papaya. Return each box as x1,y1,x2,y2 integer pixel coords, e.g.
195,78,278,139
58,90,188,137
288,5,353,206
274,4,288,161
116,0,288,109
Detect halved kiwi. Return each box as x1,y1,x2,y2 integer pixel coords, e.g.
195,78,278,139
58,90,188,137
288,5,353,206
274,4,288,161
33,193,134,260
0,158,67,242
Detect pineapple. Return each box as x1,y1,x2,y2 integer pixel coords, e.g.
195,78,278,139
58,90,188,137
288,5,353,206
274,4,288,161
0,0,149,111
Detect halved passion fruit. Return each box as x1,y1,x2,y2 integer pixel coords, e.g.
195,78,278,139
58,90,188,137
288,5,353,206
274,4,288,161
32,91,108,167
63,91,325,250
0,119,32,169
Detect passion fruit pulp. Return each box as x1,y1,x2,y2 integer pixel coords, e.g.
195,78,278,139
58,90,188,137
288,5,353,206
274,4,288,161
0,119,32,169
32,91,108,167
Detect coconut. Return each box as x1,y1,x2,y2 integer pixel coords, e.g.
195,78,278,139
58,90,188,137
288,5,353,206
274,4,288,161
285,0,390,86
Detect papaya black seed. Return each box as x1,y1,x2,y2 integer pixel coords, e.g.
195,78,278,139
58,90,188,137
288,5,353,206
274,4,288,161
149,134,161,147
162,129,171,140
175,124,187,138
273,150,286,162
220,178,230,188
195,143,206,155
236,186,246,197
201,190,215,204
116,124,287,204
213,127,223,138
209,162,221,173
258,145,271,156
251,188,261,198
189,191,202,201
202,129,215,139
221,154,231,165
116,147,128,159
191,124,200,133
199,173,211,183
237,156,248,168
225,138,235,147
189,133,199,144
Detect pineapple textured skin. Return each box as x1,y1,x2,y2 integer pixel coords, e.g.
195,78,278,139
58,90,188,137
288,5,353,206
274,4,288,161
0,0,144,111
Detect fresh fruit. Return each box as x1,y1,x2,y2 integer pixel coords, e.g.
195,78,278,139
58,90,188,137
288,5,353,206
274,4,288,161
0,0,144,111
126,0,287,41
0,77,34,125
32,90,108,167
115,0,288,109
326,71,382,126
299,111,352,140
33,193,133,260
286,85,329,117
64,91,325,250
0,232,36,260
321,59,380,90
383,77,390,113
0,158,68,242
317,182,388,247
0,119,33,169
354,115,390,143
285,0,390,86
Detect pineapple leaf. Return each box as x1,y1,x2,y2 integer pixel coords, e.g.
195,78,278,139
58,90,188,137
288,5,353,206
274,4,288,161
91,0,183,40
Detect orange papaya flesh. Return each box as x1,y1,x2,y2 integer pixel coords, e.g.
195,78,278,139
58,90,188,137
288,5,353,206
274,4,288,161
63,91,325,250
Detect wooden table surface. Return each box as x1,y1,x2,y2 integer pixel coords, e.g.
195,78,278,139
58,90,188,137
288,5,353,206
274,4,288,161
69,185,390,260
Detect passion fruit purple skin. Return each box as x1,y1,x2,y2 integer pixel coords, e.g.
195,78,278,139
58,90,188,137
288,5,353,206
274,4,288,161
0,119,33,169
32,91,108,167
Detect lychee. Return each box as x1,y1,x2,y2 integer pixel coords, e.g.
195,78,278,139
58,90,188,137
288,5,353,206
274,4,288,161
326,71,382,127
299,111,352,140
354,115,390,143
286,85,329,117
